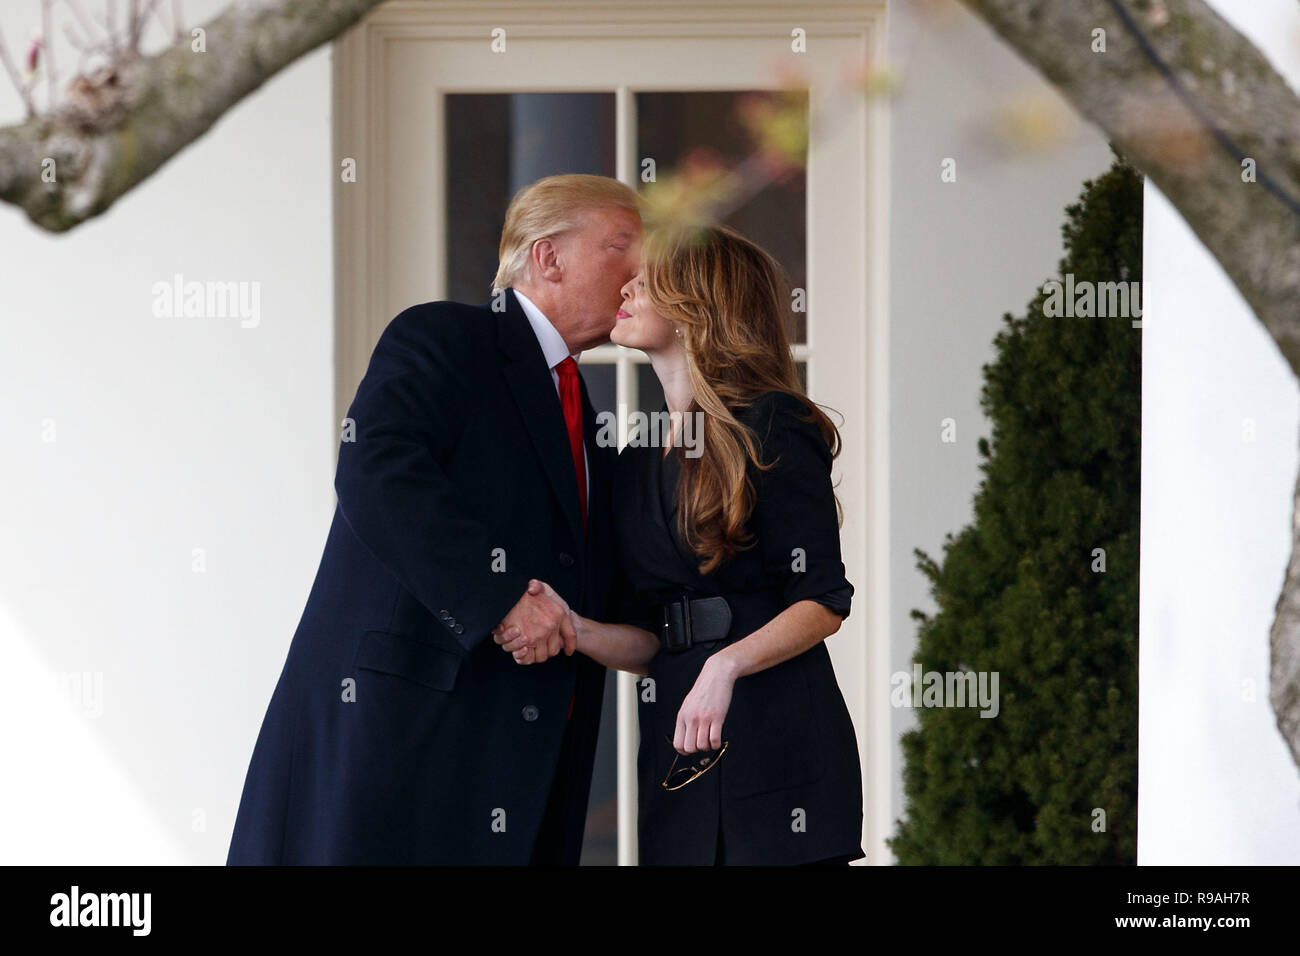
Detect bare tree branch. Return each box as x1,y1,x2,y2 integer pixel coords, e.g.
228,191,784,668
0,0,386,230
43,0,57,113
0,23,36,119
60,0,130,80
170,0,184,43
959,0,1300,769
135,0,164,51
103,0,118,56
1273,468,1300,771
64,0,109,49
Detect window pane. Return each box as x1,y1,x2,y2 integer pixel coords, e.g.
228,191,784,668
582,363,616,417
446,93,616,305
636,91,808,343
636,361,665,415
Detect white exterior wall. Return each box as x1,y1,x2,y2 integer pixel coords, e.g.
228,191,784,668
0,1,333,863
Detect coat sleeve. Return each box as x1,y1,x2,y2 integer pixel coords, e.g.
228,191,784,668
334,304,533,652
749,392,854,619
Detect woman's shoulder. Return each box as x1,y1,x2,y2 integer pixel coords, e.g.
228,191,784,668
736,390,817,437
735,390,832,469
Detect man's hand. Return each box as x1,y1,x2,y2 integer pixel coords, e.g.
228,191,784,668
492,580,576,665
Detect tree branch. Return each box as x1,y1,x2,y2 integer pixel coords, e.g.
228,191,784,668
961,0,1300,368
0,23,37,119
0,0,386,230
1273,466,1300,769
43,0,57,114
64,0,110,50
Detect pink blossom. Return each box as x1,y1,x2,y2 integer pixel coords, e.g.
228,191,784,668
25,35,42,74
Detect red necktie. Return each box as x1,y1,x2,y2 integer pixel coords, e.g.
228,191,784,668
555,357,587,530
555,356,585,722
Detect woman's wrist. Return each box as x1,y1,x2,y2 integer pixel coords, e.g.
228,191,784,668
707,646,743,682
572,610,590,650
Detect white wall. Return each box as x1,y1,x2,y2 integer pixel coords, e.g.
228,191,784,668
1138,0,1300,864
0,1,333,863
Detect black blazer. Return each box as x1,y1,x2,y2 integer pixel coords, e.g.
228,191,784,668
226,287,614,864
613,390,865,865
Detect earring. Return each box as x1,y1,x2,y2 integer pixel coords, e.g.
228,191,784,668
674,327,681,336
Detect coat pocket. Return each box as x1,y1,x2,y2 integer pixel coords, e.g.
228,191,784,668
723,653,826,799
352,628,464,692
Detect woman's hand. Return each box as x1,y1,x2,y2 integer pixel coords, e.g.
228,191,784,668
493,579,580,665
674,653,738,754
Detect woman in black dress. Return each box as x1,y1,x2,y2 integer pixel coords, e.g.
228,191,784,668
502,223,863,866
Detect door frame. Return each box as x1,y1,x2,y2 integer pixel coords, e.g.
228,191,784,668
333,0,891,865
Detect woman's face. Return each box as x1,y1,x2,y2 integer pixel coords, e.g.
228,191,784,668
611,267,679,353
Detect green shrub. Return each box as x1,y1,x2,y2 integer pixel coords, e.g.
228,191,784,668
889,158,1142,865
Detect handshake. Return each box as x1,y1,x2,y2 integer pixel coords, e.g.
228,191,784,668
491,579,578,665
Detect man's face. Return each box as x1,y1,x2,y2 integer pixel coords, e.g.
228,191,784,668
547,205,643,353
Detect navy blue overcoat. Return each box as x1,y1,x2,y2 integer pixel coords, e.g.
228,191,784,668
226,287,613,864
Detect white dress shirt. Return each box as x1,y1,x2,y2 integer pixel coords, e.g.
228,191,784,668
512,288,590,505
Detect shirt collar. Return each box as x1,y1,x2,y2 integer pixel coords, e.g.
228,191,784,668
512,288,577,370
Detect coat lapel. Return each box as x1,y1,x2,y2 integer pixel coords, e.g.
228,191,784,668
651,405,708,583
492,287,585,546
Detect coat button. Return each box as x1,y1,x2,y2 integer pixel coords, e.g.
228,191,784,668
522,704,540,722
453,624,464,634
558,552,574,567
438,609,450,619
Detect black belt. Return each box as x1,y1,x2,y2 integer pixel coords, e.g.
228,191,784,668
656,594,734,652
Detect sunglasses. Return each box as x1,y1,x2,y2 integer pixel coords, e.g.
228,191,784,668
661,734,729,790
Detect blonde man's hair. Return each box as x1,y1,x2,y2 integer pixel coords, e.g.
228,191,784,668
492,174,643,293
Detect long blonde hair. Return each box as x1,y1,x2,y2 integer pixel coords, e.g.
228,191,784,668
643,223,842,574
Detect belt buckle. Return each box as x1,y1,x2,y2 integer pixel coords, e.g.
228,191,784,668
662,595,693,651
